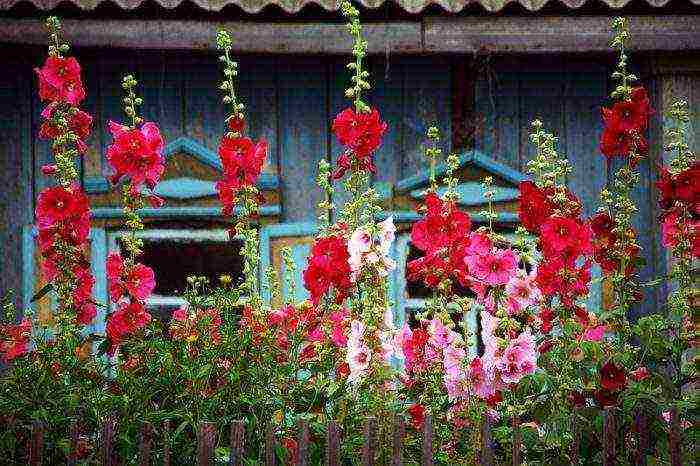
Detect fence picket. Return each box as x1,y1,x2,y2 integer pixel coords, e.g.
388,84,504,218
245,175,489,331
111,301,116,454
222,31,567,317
229,420,245,466
512,415,521,466
28,420,44,466
297,419,310,466
163,420,171,466
139,421,152,466
265,423,277,466
100,416,115,466
66,418,79,466
325,420,341,466
392,415,404,466
668,408,681,466
603,408,616,466
421,415,434,466
362,417,376,466
569,413,580,464
634,411,647,466
480,416,494,466
197,422,217,466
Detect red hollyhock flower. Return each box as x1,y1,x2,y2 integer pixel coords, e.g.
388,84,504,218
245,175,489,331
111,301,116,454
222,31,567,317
631,366,650,382
227,115,245,133
518,181,554,233
303,235,352,304
106,301,152,352
408,403,426,430
218,135,267,189
568,391,586,408
540,216,593,260
599,360,627,391
106,252,156,303
0,318,32,363
600,123,648,160
35,184,90,231
602,87,652,133
39,105,93,153
35,56,86,106
331,107,387,179
106,121,165,190
593,388,619,408
538,307,555,334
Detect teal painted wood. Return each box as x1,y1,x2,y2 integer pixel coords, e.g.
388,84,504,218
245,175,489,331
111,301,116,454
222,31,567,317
410,182,519,207
330,59,352,216
182,52,226,153
91,205,280,219
0,54,33,311
89,228,108,335
278,58,329,222
392,234,411,328
369,57,403,186
401,57,451,179
136,50,183,145
238,56,279,176
258,222,318,305
474,62,520,170
21,226,35,313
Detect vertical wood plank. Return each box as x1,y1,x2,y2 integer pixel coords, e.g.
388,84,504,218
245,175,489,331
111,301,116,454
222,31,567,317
634,411,648,466
0,46,33,313
79,50,103,180
329,58,352,214
197,422,216,466
100,416,115,466
265,423,277,466
421,415,433,466
603,408,616,466
325,420,341,466
135,50,183,144
668,408,682,466
480,416,494,466
369,56,403,187
182,51,226,152
162,420,171,466
229,420,245,466
297,419,309,466
278,57,328,222
512,415,521,466
401,56,451,179
139,421,152,466
391,415,404,466
99,50,137,166
362,417,377,466
239,56,278,174
28,420,45,466
67,418,79,466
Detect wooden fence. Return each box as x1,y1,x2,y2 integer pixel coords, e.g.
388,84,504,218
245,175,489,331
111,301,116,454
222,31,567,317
20,408,684,465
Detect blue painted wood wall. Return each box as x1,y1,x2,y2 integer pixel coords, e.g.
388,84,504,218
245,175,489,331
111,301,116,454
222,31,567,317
1,45,696,320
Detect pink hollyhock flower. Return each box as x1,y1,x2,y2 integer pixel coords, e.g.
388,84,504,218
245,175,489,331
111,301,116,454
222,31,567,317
346,320,371,384
106,121,165,190
428,318,455,349
496,330,537,385
470,248,518,287
35,56,86,105
505,270,542,309
468,357,496,399
631,366,650,381
583,325,607,342
378,216,396,254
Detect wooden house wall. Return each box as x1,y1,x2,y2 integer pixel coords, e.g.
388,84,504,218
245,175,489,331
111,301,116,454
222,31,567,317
1,44,697,318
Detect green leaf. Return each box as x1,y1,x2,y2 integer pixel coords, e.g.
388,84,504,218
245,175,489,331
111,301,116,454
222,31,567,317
30,283,53,303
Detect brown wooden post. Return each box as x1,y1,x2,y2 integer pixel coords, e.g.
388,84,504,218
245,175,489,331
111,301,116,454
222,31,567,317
66,418,79,466
634,411,647,466
265,423,276,466
391,415,404,466
480,416,494,466
668,408,682,466
197,422,216,466
603,408,616,466
297,419,310,466
139,421,152,466
229,420,245,466
162,420,171,466
421,415,434,466
100,416,115,466
325,421,341,466
569,412,580,464
512,415,521,466
362,417,376,466
28,420,45,466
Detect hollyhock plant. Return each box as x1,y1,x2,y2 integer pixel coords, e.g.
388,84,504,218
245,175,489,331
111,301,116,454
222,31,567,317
106,251,156,303
303,234,352,304
347,216,396,281
0,318,32,363
331,107,388,179
35,55,86,106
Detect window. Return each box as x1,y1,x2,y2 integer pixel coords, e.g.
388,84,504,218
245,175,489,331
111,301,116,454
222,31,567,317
108,229,244,319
